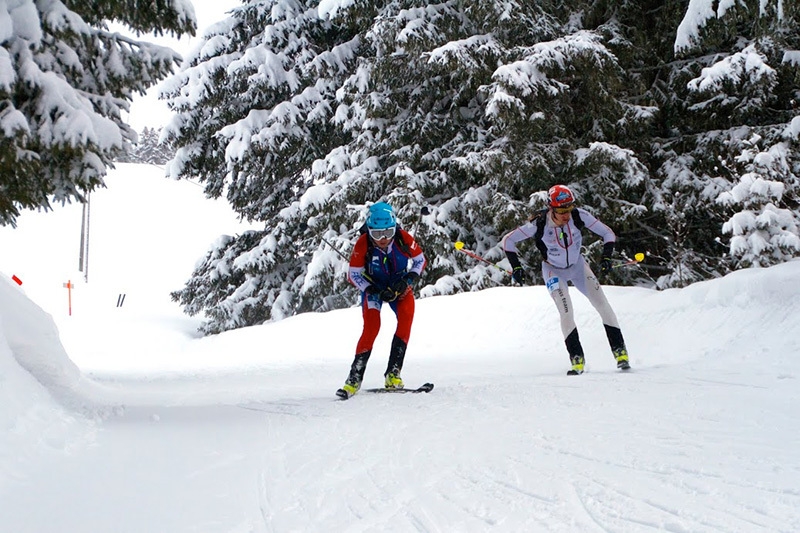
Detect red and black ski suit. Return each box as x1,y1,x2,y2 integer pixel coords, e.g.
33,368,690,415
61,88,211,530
348,229,426,355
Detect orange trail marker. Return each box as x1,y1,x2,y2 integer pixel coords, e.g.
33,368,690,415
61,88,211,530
63,280,74,315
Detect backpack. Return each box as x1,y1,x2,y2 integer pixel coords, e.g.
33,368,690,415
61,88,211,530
528,208,585,256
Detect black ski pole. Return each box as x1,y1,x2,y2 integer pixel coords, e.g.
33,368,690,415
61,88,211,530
321,235,377,284
321,236,350,261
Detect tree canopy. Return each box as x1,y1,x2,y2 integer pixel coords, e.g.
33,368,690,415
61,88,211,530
163,0,800,335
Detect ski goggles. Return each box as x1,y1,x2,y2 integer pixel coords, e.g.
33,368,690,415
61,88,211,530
552,204,575,214
369,227,396,240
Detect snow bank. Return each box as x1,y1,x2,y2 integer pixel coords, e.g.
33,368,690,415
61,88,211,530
0,274,109,414
0,275,102,481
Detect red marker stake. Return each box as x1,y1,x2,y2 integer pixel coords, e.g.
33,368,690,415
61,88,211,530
63,280,74,315
12,275,22,285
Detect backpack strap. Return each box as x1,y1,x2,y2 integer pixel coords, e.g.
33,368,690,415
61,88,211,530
528,208,548,258
393,227,412,256
571,208,585,229
531,208,548,241
358,223,374,261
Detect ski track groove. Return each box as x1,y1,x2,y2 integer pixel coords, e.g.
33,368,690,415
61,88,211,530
684,377,770,389
436,489,499,528
404,511,432,533
257,468,275,533
579,473,756,533
578,474,678,530
257,414,287,533
363,436,435,533
578,472,700,532
448,464,583,530
570,481,613,533
236,399,330,419
487,475,556,504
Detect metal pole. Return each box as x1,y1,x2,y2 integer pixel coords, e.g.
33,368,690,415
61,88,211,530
78,201,86,272
84,191,90,283
78,192,91,283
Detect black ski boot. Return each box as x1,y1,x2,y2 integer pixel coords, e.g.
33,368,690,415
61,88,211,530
336,351,371,399
565,329,585,375
384,336,407,389
604,325,631,370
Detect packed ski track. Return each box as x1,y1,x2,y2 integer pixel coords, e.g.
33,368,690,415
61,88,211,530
244,367,796,533
48,339,798,532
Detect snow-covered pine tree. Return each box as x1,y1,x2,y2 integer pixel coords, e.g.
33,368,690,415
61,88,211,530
648,0,800,285
0,0,195,226
164,0,658,334
123,127,175,165
717,124,800,267
162,0,366,333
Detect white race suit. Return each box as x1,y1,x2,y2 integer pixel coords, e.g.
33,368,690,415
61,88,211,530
502,207,626,360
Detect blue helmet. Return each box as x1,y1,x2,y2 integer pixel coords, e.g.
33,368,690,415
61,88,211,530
366,202,396,230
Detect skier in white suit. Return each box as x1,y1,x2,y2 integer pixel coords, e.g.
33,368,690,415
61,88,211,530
502,184,631,375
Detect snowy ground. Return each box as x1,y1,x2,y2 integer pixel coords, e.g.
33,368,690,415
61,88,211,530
1,164,799,533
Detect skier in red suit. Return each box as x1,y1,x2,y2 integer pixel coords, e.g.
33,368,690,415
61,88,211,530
337,202,426,399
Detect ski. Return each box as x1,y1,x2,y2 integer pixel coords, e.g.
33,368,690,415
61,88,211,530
336,382,434,400
566,364,631,375
335,388,351,400
364,382,434,394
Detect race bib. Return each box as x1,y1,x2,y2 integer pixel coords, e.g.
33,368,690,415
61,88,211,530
546,276,560,292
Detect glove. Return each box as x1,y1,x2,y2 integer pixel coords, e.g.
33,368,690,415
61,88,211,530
390,278,409,296
405,272,420,287
512,266,525,284
599,257,613,274
380,287,398,302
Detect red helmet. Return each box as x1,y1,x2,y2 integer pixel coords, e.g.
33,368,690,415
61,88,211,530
548,185,575,207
